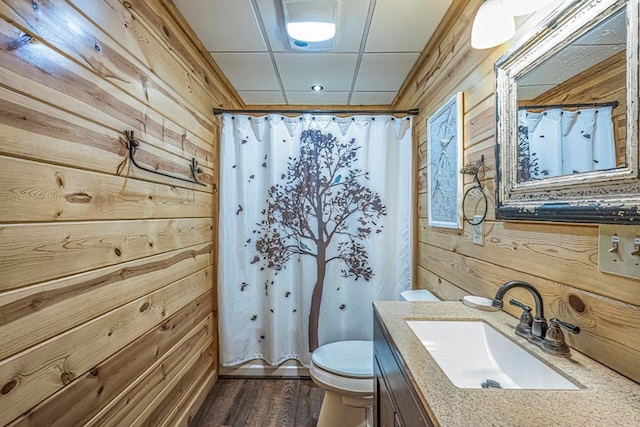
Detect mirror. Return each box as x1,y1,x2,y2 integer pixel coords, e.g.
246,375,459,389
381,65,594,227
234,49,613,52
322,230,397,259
495,0,640,223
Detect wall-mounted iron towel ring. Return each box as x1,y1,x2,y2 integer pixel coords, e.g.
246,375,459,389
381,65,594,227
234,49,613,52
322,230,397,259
460,155,488,225
124,130,206,187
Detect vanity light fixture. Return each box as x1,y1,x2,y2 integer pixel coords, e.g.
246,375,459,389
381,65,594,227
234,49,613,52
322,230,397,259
311,84,324,91
471,0,515,49
283,0,337,43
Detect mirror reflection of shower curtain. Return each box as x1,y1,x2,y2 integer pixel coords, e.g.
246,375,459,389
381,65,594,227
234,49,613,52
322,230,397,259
218,114,412,367
517,106,615,180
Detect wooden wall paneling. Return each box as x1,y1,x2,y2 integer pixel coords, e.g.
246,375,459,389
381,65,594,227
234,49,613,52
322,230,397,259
0,218,212,290
0,266,212,425
419,220,640,305
69,0,241,109
0,243,212,360
156,359,217,427
463,96,494,149
152,0,244,109
0,4,215,144
419,243,640,382
0,91,215,190
394,0,472,108
0,18,216,166
0,155,212,223
67,0,228,119
120,342,214,427
416,266,467,301
86,328,214,427
7,292,214,427
169,370,218,427
1,0,222,423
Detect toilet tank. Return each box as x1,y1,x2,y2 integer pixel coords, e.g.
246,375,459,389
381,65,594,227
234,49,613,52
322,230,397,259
399,289,441,302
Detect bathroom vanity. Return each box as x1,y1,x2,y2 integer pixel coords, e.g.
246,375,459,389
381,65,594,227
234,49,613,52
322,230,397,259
373,301,640,427
374,311,434,426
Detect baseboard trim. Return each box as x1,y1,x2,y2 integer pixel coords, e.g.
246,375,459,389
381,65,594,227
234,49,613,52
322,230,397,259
219,360,310,377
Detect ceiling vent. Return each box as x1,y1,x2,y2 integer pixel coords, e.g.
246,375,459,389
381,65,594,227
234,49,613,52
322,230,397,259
282,0,337,51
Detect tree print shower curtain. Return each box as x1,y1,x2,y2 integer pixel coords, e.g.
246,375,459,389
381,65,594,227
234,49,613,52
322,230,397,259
219,114,412,367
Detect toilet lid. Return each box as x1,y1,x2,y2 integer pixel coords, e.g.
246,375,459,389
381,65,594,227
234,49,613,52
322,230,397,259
311,340,373,379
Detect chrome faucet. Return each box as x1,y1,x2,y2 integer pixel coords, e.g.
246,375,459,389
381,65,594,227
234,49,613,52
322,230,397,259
492,280,580,357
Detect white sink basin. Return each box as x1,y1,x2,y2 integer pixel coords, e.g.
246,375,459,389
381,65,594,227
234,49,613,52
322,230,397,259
406,320,579,390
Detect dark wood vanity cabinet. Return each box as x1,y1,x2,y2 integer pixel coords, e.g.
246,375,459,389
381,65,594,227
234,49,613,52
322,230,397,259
373,311,434,427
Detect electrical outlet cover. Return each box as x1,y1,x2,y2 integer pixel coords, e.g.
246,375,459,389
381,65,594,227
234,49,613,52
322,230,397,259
472,216,484,246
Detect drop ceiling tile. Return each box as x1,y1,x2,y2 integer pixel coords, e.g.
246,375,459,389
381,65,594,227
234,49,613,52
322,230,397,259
211,53,280,91
365,0,453,52
350,91,397,105
286,91,349,105
173,0,266,51
274,53,358,91
255,0,370,53
238,91,286,105
355,53,420,91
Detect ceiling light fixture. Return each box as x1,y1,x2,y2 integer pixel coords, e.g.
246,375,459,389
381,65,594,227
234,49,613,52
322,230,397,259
471,0,516,49
283,0,337,43
311,84,324,91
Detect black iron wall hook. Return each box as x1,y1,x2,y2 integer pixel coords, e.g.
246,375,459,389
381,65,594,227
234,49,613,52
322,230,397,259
124,130,206,187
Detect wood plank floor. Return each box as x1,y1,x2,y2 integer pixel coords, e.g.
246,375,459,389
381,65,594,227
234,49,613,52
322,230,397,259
189,378,325,427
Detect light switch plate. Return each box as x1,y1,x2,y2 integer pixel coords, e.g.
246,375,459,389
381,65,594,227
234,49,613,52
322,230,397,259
598,224,640,279
472,215,484,246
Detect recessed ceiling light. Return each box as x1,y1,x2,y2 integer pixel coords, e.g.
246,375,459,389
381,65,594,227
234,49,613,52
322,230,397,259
311,84,324,92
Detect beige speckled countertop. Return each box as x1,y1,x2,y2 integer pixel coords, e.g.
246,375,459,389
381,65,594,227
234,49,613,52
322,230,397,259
374,301,640,427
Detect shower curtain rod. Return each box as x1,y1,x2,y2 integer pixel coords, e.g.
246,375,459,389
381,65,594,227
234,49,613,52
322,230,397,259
518,100,619,110
212,107,419,116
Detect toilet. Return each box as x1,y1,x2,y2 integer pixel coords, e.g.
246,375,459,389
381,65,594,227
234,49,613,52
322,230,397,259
309,289,440,427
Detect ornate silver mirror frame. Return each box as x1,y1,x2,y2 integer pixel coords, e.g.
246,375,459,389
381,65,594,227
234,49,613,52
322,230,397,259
495,0,639,223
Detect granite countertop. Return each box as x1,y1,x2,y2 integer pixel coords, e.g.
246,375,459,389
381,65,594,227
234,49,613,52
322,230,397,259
374,301,640,427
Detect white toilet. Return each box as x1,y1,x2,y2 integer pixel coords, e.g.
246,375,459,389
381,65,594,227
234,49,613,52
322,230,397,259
309,289,440,427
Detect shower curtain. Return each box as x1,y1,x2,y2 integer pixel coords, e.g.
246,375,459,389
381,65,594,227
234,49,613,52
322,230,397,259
218,113,412,367
517,106,615,181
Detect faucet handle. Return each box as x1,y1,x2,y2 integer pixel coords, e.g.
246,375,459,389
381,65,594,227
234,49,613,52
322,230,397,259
549,318,580,334
509,299,533,338
542,318,580,357
509,299,530,311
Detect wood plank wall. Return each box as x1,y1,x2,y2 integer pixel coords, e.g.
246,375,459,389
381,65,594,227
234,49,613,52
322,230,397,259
0,0,241,425
394,0,640,384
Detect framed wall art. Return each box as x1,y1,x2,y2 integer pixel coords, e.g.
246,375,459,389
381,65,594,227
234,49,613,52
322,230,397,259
427,92,463,229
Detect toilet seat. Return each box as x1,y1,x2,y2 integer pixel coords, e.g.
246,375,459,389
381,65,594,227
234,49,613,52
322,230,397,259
312,340,373,378
310,340,374,397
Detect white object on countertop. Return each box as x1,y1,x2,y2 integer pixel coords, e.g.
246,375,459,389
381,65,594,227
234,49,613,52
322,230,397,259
462,295,499,311
399,289,441,302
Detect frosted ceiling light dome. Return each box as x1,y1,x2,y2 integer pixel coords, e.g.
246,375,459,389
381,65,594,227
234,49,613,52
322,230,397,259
471,0,515,49
286,21,336,42
283,0,337,43
503,0,557,16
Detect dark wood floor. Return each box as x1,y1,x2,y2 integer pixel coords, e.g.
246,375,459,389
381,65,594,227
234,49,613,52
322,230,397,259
190,378,325,427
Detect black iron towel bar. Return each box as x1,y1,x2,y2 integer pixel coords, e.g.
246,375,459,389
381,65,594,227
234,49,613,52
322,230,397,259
124,130,206,187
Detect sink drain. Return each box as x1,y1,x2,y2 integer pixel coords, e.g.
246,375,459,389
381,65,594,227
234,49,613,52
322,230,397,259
481,379,502,389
